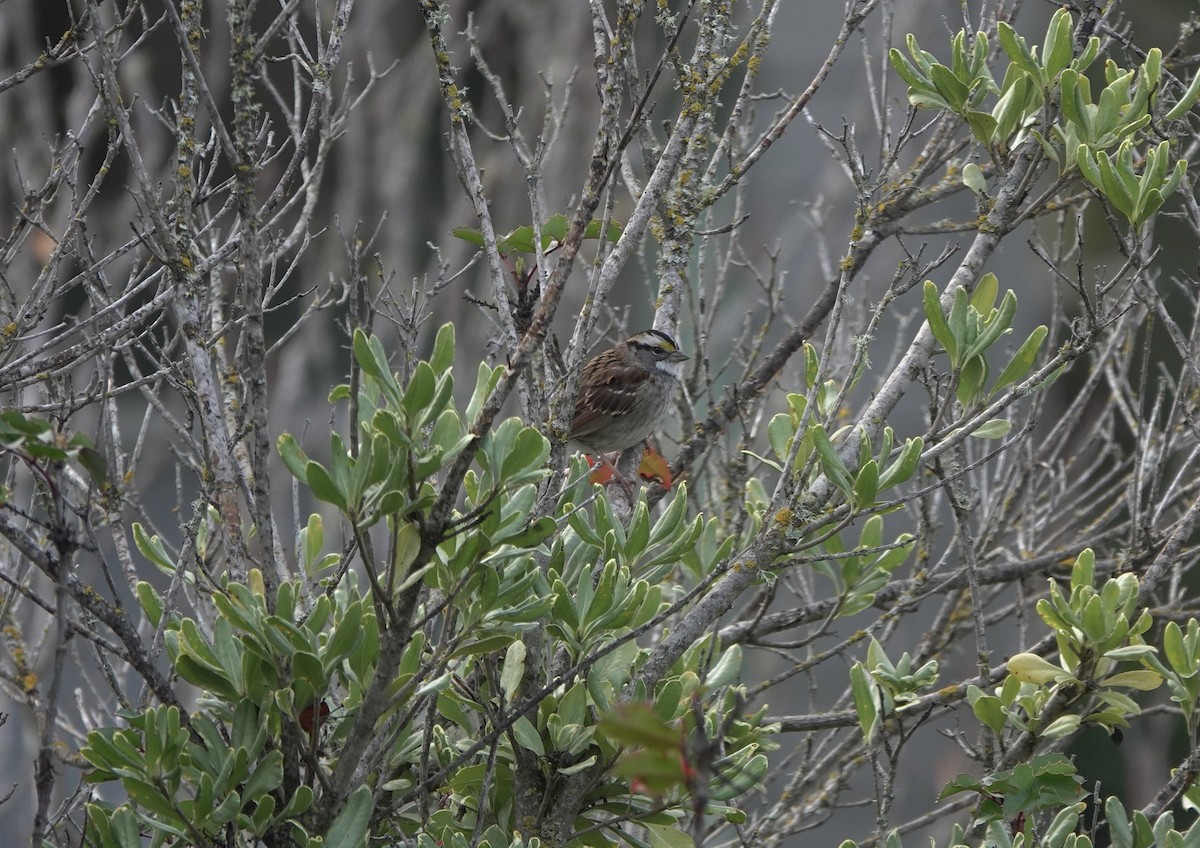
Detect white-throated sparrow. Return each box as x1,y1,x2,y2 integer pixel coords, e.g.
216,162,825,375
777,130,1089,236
569,328,688,456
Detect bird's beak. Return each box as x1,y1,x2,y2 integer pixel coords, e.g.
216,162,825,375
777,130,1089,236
669,351,689,363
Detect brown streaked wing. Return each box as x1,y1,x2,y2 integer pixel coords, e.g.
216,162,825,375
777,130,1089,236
570,355,646,438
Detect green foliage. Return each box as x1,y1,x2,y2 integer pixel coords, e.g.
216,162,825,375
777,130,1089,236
599,694,773,809
850,636,939,742
753,342,920,618
82,569,373,846
81,325,775,847
939,754,1084,831
813,516,914,618
960,549,1162,753
883,786,1200,848
874,22,1200,838
761,349,923,507
890,8,1192,226
9,0,1200,844
1146,617,1200,741
923,274,1050,417
1078,140,1188,228
905,548,1197,848
452,214,623,277
0,409,109,501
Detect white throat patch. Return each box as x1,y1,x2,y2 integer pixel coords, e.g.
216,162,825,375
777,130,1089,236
655,359,684,379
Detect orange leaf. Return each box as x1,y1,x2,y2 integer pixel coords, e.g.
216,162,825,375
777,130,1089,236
638,447,672,489
588,459,616,486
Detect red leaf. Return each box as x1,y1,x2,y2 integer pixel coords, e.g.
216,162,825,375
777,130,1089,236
299,700,331,734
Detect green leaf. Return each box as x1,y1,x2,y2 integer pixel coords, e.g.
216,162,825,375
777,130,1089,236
132,523,176,573
877,437,923,490
305,461,347,510
1166,69,1200,121
813,425,855,498
324,785,373,848
123,777,186,826
992,75,1031,143
1033,129,1062,167
1135,49,1161,112
1008,652,1068,685
212,619,246,695
353,330,402,406
889,47,933,91
967,111,1000,145
853,460,879,510
500,427,550,481
499,516,556,548
450,226,485,249
324,603,364,670
768,413,795,463
173,654,238,699
645,820,695,848
1107,797,1134,848
1042,8,1074,80
1102,670,1162,691
956,355,987,409
1097,146,1136,218
963,163,988,195
971,273,999,313
1060,71,1093,141
1075,36,1101,72
963,289,1017,362
1071,547,1096,589
101,805,145,848
1077,144,1103,189
582,217,623,244
647,483,689,548
929,63,969,112
135,581,164,628
997,22,1039,78
1102,645,1158,662
1162,621,1189,673
243,750,284,800
23,442,68,462
453,216,621,256
1096,77,1126,140
1079,595,1108,650
500,639,527,703
599,703,681,750
1041,714,1081,739
401,361,436,425
512,716,545,756
705,644,743,689
301,513,324,571
0,410,51,441
968,419,1012,440
923,280,958,364
990,325,1048,397
75,442,109,487
803,346,820,390
850,663,879,742
558,681,588,727
417,673,453,698
429,323,456,374
968,684,1008,735
955,293,981,373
